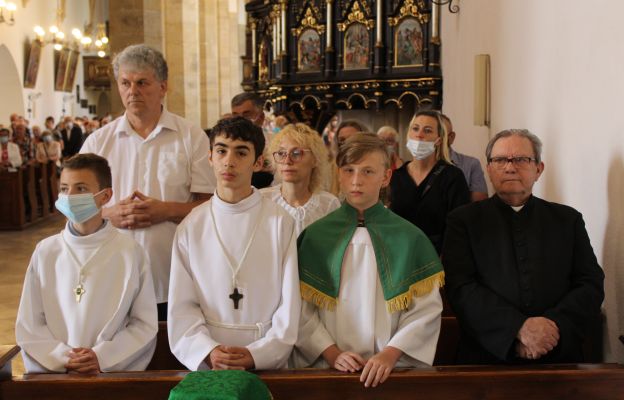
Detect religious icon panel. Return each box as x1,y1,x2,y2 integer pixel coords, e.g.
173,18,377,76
298,28,322,73
344,23,370,70
395,17,424,67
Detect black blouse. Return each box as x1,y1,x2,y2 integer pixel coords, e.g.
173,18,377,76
389,160,470,253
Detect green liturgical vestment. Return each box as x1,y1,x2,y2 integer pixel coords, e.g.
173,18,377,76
297,202,444,313
169,370,272,400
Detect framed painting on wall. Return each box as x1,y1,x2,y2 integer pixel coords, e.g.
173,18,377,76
395,17,424,67
63,50,80,92
54,48,71,92
344,23,369,70
24,39,43,89
298,28,321,73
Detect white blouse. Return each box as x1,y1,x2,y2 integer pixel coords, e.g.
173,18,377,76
260,185,341,236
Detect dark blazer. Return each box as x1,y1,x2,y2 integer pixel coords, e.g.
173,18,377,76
61,125,84,158
443,195,604,364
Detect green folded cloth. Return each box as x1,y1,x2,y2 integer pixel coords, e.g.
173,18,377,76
169,370,273,400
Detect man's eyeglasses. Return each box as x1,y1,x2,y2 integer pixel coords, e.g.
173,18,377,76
272,149,312,163
488,156,536,169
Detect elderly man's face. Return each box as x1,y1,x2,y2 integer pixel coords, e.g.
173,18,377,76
232,100,264,127
117,66,167,117
487,135,544,206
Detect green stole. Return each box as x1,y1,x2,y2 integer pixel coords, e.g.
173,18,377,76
297,202,444,313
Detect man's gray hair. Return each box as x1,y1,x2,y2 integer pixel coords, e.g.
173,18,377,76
231,92,263,109
485,129,543,163
112,44,168,82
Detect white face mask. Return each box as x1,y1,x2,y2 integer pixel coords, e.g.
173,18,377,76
406,139,436,160
386,145,395,156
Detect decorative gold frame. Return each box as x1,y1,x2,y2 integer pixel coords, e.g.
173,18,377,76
337,1,374,32
388,0,430,26
292,6,325,37
23,39,42,89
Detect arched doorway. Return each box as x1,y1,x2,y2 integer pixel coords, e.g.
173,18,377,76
0,44,25,125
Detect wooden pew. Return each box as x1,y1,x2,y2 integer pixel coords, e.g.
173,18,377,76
0,162,60,230
1,344,622,400
34,162,50,218
0,169,26,229
23,164,37,223
46,162,59,214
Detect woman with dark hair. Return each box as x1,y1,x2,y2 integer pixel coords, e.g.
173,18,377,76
389,110,469,254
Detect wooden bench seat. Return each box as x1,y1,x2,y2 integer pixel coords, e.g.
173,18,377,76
2,361,623,400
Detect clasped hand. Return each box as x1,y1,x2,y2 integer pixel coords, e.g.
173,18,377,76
516,317,560,360
65,347,100,374
208,345,255,370
105,190,169,229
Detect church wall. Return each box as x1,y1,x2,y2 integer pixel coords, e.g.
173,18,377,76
441,0,624,362
0,0,95,127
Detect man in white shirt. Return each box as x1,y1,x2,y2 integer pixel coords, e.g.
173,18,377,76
16,153,157,373
81,44,216,319
441,114,488,201
168,116,300,371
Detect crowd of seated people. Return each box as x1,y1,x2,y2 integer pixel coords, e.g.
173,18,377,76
0,113,113,221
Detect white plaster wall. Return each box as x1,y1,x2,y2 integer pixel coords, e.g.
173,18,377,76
0,0,94,127
441,0,624,362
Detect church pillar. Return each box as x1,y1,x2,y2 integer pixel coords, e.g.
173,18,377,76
109,0,146,115
164,0,201,124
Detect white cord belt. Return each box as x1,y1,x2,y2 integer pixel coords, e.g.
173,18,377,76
205,319,272,340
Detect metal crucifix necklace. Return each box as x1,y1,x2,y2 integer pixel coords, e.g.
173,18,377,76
209,200,264,310
61,229,116,303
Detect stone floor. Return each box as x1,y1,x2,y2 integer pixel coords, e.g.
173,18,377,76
0,215,66,375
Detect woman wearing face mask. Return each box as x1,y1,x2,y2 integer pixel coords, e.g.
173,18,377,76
0,127,23,170
389,110,469,254
35,130,62,166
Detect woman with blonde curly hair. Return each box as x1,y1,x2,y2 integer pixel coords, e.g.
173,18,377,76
261,123,340,235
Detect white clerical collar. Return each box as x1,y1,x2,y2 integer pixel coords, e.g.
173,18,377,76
62,220,114,246
212,187,262,214
511,205,525,212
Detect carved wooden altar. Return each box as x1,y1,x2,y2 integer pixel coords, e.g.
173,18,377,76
243,0,447,129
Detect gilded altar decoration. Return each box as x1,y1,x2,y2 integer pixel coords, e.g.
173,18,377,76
337,1,374,32
395,17,423,67
388,0,429,26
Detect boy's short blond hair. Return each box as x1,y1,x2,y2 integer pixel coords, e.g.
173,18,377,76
336,133,391,169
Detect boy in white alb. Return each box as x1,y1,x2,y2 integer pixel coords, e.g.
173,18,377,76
168,116,300,371
16,154,158,373
294,134,444,387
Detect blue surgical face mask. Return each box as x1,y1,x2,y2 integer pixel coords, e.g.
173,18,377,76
406,139,436,160
43,135,53,143
0,136,8,144
55,190,106,224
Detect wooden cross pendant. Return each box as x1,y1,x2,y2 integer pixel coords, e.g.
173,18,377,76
229,287,243,309
74,284,86,303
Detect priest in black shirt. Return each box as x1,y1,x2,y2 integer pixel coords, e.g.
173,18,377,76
443,129,604,364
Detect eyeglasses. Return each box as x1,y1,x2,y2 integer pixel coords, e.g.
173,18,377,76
488,156,536,169
272,149,312,163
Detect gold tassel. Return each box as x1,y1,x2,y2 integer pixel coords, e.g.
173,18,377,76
300,282,337,311
385,271,445,313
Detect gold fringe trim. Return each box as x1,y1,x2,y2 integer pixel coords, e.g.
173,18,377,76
300,282,337,311
385,271,445,314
